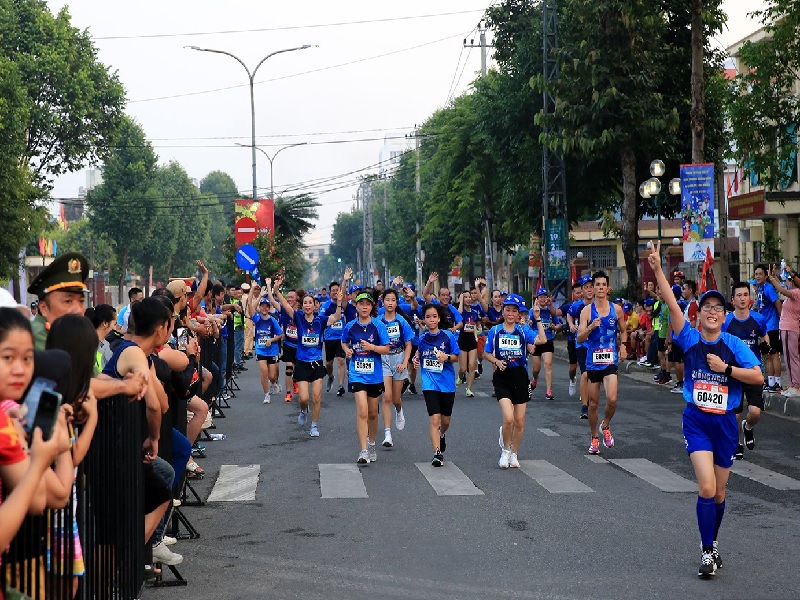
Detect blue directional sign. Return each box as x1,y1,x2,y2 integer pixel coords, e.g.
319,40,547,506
236,244,259,271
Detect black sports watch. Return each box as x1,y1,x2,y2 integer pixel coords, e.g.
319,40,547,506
724,364,733,377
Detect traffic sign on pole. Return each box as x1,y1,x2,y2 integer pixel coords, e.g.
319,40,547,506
236,244,259,271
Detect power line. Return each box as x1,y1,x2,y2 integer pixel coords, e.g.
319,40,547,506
131,31,471,103
146,126,413,142
449,46,475,103
93,135,414,151
93,9,486,41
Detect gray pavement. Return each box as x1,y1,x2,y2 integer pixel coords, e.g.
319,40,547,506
145,351,800,600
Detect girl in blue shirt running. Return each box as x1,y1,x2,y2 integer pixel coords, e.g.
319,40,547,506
649,240,763,578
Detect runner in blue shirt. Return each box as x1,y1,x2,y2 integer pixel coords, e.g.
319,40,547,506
267,284,300,403
577,272,627,455
531,287,565,401
251,293,283,404
564,280,583,398
752,264,782,391
457,290,482,397
377,288,414,449
324,282,360,397
570,275,594,418
422,271,463,332
401,283,423,395
650,241,763,577
273,270,348,437
721,282,769,460
341,291,391,465
469,280,490,380
412,303,461,467
485,295,546,468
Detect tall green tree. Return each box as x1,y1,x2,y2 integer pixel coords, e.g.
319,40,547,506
274,194,319,245
330,210,363,271
0,0,125,190
85,116,160,296
727,0,800,190
50,218,117,276
200,170,240,268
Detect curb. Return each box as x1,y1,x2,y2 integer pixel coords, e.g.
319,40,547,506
551,340,800,419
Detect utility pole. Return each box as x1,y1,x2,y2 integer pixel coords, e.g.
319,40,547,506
415,128,423,291
383,175,389,284
465,23,496,288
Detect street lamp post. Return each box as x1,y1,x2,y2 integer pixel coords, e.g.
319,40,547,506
188,44,313,202
237,142,307,199
638,159,681,241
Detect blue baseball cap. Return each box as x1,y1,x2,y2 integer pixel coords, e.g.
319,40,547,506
536,287,548,296
699,290,726,308
579,274,592,286
520,304,529,313
613,297,623,304
406,283,416,292
671,284,682,298
348,284,362,295
259,297,270,304
623,302,632,312
643,297,655,306
503,293,525,309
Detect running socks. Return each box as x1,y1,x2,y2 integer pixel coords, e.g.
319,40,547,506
714,499,726,540
696,495,716,550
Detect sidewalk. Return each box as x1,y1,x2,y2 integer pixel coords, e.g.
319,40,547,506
551,339,800,420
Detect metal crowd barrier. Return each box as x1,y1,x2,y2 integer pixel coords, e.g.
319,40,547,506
2,395,145,600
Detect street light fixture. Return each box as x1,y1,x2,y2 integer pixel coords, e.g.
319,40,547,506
236,142,307,199
187,44,314,203
639,159,681,242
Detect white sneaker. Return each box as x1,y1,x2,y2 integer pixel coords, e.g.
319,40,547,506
509,452,520,468
368,442,377,463
498,426,504,451
152,541,183,565
498,448,511,469
357,449,369,464
637,357,648,365
382,431,393,448
568,378,576,397
395,407,405,431
263,392,271,404
162,535,177,546
269,383,279,395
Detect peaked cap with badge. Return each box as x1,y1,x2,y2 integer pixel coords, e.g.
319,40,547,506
27,252,90,301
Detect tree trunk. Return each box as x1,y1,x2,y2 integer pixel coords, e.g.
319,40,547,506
620,145,641,298
690,0,705,164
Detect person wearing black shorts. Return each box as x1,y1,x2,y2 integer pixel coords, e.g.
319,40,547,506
484,295,546,468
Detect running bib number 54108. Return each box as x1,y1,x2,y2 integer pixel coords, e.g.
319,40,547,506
692,381,728,414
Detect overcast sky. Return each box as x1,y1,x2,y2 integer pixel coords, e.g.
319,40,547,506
46,0,765,245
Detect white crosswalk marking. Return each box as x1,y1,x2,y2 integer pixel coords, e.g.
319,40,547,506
731,461,800,490
585,454,608,464
473,390,489,398
319,464,368,498
519,460,593,493
207,464,260,502
537,428,560,437
415,462,485,496
608,458,696,492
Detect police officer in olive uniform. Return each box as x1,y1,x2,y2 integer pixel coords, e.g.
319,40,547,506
27,252,90,350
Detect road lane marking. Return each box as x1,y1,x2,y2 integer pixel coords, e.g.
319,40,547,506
609,458,696,492
207,464,260,502
537,428,560,437
473,390,489,397
585,454,608,464
731,461,800,490
519,460,593,493
415,462,485,496
319,464,368,498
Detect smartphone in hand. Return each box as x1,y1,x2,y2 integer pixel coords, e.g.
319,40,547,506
177,327,189,352
29,389,63,441
22,377,56,432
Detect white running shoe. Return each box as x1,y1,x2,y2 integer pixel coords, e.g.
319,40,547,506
395,407,406,431
509,452,520,468
263,392,271,404
368,442,377,463
357,450,369,465
498,448,511,469
568,378,576,397
382,431,393,448
162,535,177,546
152,541,183,565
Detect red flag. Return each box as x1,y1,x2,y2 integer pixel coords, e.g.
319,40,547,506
570,263,577,288
699,247,717,294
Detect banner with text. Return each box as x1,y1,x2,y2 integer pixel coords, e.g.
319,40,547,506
680,163,715,261
545,218,568,281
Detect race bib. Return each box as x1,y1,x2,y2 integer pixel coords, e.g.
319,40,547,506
464,323,475,333
257,333,270,346
542,320,551,329
331,320,343,330
423,357,443,372
354,358,374,374
386,323,401,339
301,334,319,347
498,336,521,351
592,348,614,365
692,381,728,414
285,325,298,340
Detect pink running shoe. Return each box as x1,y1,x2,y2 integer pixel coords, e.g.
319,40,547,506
601,425,614,448
588,437,600,455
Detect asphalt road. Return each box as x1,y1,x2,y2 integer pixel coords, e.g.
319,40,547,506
145,356,800,600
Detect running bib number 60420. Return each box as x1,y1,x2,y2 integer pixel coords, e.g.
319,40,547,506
692,381,728,414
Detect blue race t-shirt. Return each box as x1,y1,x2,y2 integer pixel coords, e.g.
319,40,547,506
722,311,767,362
416,329,460,392
341,318,391,384
252,313,282,357
585,303,620,370
278,307,298,348
753,281,780,331
295,313,328,362
673,321,760,412
460,307,482,337
485,323,535,368
430,299,463,329
379,314,414,353
574,301,593,348
538,306,558,341
487,305,504,326
322,300,357,341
